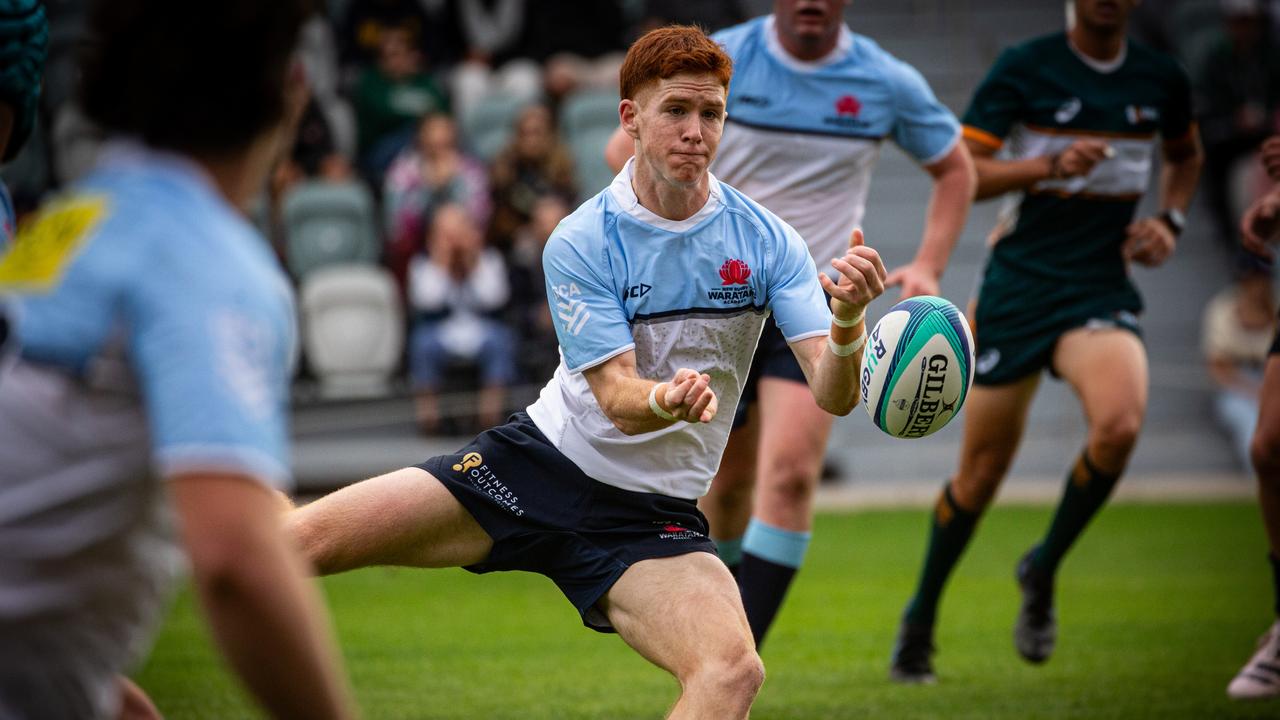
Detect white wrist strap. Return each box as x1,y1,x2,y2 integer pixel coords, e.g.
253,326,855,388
828,331,867,357
649,383,678,421
831,310,864,328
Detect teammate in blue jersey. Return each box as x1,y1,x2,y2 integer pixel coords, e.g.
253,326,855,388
607,0,976,647
0,2,358,718
284,26,886,718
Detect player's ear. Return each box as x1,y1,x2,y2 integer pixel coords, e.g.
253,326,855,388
620,98,641,140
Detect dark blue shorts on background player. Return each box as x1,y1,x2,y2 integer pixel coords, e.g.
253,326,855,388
418,412,718,632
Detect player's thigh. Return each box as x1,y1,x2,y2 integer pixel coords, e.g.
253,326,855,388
1052,327,1148,443
952,374,1041,510
1253,355,1280,462
756,377,836,481
287,467,493,574
600,552,758,680
702,409,761,538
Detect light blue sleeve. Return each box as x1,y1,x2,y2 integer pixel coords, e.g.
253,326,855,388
127,244,294,488
543,232,635,373
767,223,830,342
887,57,962,165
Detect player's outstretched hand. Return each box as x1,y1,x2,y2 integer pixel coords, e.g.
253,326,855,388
1242,190,1280,259
1262,136,1280,183
820,228,886,320
884,261,940,300
1122,216,1176,267
660,368,718,423
1053,139,1111,178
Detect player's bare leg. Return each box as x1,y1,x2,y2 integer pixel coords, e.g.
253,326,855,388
116,676,161,720
287,467,493,575
738,378,836,646
1012,327,1146,664
1229,355,1280,699
701,407,761,574
892,374,1039,682
601,553,764,720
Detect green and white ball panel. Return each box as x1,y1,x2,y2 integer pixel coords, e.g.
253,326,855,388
860,296,975,439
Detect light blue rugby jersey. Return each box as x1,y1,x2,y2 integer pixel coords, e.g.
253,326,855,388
0,142,296,488
526,160,830,499
709,15,960,267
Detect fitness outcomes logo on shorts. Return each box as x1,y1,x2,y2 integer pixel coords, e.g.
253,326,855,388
452,452,524,516
655,522,705,541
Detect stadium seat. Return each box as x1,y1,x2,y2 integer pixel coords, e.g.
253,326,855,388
282,180,379,281
558,89,620,141
570,126,619,196
299,264,404,399
460,92,535,163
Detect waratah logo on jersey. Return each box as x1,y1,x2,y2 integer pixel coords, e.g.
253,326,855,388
719,259,751,285
835,94,862,117
708,259,756,304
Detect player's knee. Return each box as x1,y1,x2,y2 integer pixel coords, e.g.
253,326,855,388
1251,430,1280,480
691,646,765,704
1089,410,1143,458
760,455,821,507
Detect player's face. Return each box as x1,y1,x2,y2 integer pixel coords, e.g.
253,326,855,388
1073,0,1137,33
628,73,726,187
774,0,845,49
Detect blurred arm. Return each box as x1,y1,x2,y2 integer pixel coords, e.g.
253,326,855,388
604,126,634,173
172,473,358,720
888,142,977,297
1157,131,1203,215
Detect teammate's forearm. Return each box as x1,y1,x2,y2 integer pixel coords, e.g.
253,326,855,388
194,536,357,720
1158,154,1201,214
972,155,1053,200
914,161,977,277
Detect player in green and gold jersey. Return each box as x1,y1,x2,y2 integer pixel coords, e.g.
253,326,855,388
889,0,1203,683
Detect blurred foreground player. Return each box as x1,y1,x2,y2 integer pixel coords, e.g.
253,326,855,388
0,1,358,718
285,26,885,720
605,0,976,648
889,0,1202,683
1229,135,1280,701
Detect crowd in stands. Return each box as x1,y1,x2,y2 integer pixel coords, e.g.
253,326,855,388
6,0,1280,440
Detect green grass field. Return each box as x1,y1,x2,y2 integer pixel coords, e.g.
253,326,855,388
136,501,1280,719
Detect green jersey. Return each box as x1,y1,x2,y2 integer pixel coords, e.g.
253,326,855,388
961,32,1194,385
964,32,1194,286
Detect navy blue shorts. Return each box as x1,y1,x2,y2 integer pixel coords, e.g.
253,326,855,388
417,412,718,633
733,314,808,429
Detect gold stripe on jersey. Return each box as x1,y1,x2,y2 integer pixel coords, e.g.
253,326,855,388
1022,122,1155,142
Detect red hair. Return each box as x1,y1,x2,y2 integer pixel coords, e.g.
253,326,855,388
619,25,732,101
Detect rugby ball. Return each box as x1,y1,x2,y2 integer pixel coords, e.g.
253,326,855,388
860,296,974,439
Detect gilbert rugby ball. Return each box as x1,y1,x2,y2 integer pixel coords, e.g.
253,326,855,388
860,296,974,439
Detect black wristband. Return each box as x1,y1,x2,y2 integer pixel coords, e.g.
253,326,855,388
1158,208,1185,236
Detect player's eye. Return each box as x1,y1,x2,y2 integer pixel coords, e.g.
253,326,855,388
702,110,721,120
667,106,685,116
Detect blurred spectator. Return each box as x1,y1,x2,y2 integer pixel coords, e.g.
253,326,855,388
636,0,748,34
1203,260,1277,470
383,112,491,290
449,0,543,120
508,194,569,382
407,204,515,433
354,26,449,182
1197,0,1280,247
337,0,463,74
488,104,576,248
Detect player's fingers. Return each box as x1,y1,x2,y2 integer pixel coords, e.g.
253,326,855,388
830,257,869,294
687,387,713,423
818,272,838,294
851,246,888,280
665,377,694,408
848,227,864,248
700,391,719,423
1242,231,1275,259
883,266,904,288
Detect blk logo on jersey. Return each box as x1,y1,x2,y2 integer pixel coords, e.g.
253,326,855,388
624,283,651,300
835,94,862,117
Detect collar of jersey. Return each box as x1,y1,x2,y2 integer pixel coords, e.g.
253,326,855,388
608,157,724,233
1066,33,1127,74
95,140,229,208
763,14,853,72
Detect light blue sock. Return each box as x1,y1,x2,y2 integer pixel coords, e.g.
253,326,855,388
742,518,811,569
714,536,744,566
